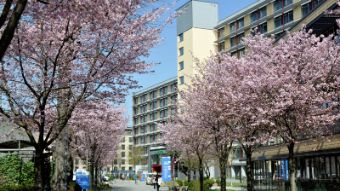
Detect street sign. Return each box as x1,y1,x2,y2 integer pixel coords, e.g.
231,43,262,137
281,160,288,181
161,156,171,182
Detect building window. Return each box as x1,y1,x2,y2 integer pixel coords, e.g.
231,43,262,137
252,22,267,34
160,109,168,118
231,48,246,59
129,145,132,150
179,61,184,70
151,100,157,109
170,83,176,92
301,0,325,17
121,160,125,165
129,137,132,143
141,126,147,134
178,33,183,42
149,112,156,121
134,117,139,125
171,95,177,105
230,33,244,48
133,97,138,105
274,0,293,11
218,41,225,52
274,10,293,28
150,123,156,131
149,91,157,99
121,145,125,150
140,105,147,113
160,86,168,96
230,18,244,33
179,76,184,85
160,98,168,107
121,152,125,157
217,27,225,39
179,47,184,56
250,7,267,23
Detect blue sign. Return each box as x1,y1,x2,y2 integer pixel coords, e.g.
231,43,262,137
76,174,90,189
281,160,289,181
161,156,172,182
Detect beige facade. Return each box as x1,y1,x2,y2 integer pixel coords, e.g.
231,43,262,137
177,28,216,91
110,128,134,173
176,0,218,92
215,0,332,57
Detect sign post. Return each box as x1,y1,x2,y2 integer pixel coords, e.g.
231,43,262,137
161,156,172,182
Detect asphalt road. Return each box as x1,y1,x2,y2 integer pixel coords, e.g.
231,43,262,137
109,180,158,191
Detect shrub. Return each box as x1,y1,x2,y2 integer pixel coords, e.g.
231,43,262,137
0,155,34,187
0,185,37,191
204,179,215,188
188,180,212,191
176,179,183,186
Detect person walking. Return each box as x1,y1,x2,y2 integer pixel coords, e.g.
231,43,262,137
153,175,157,189
157,175,161,191
134,174,138,184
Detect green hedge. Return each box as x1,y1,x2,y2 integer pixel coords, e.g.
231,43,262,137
0,185,37,191
0,154,35,189
187,179,217,191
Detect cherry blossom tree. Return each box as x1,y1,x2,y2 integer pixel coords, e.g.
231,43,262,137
249,30,339,191
161,116,212,191
171,67,237,191
70,101,126,190
0,1,165,190
200,52,272,191
187,25,339,191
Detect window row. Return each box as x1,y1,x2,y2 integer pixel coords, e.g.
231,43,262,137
134,135,159,145
133,107,176,124
302,0,325,17
219,0,326,39
133,84,176,105
274,0,293,12
274,10,293,28
134,124,157,135
120,144,133,150
250,6,267,23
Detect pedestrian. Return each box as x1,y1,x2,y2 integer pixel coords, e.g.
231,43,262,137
153,175,157,189
134,174,138,184
157,175,161,191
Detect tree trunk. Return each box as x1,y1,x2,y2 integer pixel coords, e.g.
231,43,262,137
288,142,297,191
90,160,95,190
95,164,99,188
245,148,254,191
34,148,51,191
187,170,191,182
198,157,204,191
0,0,27,61
219,157,227,191
52,127,71,191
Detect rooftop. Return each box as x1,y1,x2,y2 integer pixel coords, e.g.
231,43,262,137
133,76,177,96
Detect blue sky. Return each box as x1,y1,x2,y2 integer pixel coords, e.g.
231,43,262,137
124,0,257,125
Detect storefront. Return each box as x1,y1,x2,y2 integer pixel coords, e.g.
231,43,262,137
253,153,340,191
